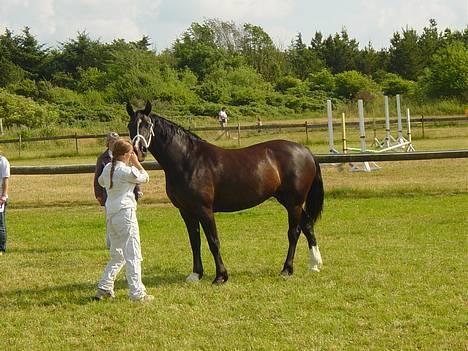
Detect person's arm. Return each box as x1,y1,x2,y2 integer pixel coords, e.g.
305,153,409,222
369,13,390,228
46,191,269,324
94,156,106,206
0,177,8,205
129,153,149,184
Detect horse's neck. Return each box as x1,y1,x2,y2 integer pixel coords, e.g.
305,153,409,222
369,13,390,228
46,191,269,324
151,135,194,172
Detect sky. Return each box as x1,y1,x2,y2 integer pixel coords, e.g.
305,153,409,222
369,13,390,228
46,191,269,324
0,0,467,51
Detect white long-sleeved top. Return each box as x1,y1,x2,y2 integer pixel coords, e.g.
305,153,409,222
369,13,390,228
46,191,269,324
98,161,149,215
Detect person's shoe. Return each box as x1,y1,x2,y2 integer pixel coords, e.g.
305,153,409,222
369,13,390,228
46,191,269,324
94,288,115,301
131,294,154,302
0,251,4,256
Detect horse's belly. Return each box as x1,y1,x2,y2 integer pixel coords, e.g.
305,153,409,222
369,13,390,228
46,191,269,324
212,191,273,212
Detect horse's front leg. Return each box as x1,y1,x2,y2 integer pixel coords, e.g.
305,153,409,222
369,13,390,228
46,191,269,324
199,209,228,284
179,210,203,282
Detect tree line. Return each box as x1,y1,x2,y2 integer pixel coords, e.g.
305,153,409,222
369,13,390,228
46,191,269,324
0,18,466,130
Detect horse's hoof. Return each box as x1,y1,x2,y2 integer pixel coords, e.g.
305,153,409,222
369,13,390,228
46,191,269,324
280,270,293,277
212,275,228,285
186,272,201,283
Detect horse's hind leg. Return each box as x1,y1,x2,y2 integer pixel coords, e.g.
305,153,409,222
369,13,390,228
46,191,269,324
281,206,302,276
300,210,323,272
179,210,204,282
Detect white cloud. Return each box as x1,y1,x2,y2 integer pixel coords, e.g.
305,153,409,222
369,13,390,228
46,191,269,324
199,0,294,21
0,0,466,50
356,0,467,47
0,0,56,35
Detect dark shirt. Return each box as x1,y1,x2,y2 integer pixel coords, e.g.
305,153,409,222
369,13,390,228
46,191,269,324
94,149,141,206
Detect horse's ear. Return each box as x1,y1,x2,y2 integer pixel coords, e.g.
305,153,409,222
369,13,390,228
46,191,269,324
143,100,152,115
126,102,134,117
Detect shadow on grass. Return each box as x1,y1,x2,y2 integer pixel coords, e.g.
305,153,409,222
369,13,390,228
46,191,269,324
0,266,188,307
13,246,104,254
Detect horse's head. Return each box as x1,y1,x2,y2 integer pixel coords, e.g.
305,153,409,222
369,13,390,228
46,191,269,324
127,101,154,162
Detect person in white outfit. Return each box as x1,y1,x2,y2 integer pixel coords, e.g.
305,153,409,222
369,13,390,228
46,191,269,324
95,139,153,302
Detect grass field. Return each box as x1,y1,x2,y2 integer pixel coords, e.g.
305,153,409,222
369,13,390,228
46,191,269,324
0,121,467,350
1,194,466,350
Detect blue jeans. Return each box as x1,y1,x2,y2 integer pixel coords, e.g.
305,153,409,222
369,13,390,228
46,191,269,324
0,201,7,252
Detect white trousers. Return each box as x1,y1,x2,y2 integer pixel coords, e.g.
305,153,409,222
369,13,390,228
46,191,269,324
97,208,146,300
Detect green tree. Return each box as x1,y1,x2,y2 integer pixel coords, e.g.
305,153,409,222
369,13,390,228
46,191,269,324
418,41,468,98
388,28,422,80
0,27,44,86
307,69,335,92
14,27,48,79
312,29,359,73
172,22,224,79
379,73,415,96
287,33,323,80
418,19,441,69
51,31,109,83
240,24,285,82
356,43,383,76
0,58,25,87
334,70,376,100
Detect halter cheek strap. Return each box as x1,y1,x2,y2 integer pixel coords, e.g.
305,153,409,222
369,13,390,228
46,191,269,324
132,118,155,148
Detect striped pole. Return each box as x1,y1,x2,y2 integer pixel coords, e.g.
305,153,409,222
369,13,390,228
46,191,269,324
326,100,335,152
358,99,366,152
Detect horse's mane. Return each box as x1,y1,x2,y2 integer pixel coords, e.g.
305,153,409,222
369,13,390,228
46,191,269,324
150,113,204,145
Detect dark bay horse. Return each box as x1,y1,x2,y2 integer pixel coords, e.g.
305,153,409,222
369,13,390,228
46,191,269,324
127,101,324,284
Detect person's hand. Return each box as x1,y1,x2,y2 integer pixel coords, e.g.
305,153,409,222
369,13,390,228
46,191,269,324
96,196,105,206
0,196,6,206
130,151,144,170
129,151,139,164
137,191,143,199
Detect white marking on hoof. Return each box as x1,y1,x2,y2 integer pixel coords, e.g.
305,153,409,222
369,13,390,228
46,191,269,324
309,246,323,272
309,265,321,273
186,272,201,283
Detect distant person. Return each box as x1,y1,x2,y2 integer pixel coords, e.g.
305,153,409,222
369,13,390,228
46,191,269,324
0,153,9,255
94,132,142,247
95,139,153,302
217,107,229,137
256,117,263,133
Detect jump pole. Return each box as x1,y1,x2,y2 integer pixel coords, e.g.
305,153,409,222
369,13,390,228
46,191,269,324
382,95,398,147
348,99,381,172
406,108,415,152
327,100,339,154
341,112,347,153
395,94,410,147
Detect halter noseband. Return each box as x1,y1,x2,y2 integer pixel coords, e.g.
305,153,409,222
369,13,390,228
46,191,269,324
132,117,155,149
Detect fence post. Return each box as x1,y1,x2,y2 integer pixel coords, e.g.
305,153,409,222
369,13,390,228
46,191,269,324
75,132,79,154
18,135,22,158
305,121,309,144
237,122,241,146
0,119,3,136
421,114,425,139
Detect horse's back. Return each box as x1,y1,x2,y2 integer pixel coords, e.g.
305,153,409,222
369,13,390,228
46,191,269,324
207,139,316,212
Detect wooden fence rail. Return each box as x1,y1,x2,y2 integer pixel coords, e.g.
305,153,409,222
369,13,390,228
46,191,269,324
0,115,466,145
11,150,468,175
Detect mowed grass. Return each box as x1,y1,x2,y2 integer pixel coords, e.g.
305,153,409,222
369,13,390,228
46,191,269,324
0,193,466,350
1,122,467,350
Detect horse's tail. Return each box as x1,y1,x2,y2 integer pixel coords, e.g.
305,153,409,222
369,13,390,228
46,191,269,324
304,156,324,226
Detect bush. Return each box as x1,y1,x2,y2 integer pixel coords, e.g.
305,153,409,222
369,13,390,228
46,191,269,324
307,69,336,92
334,70,377,100
380,73,415,96
275,76,302,93
0,89,59,128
